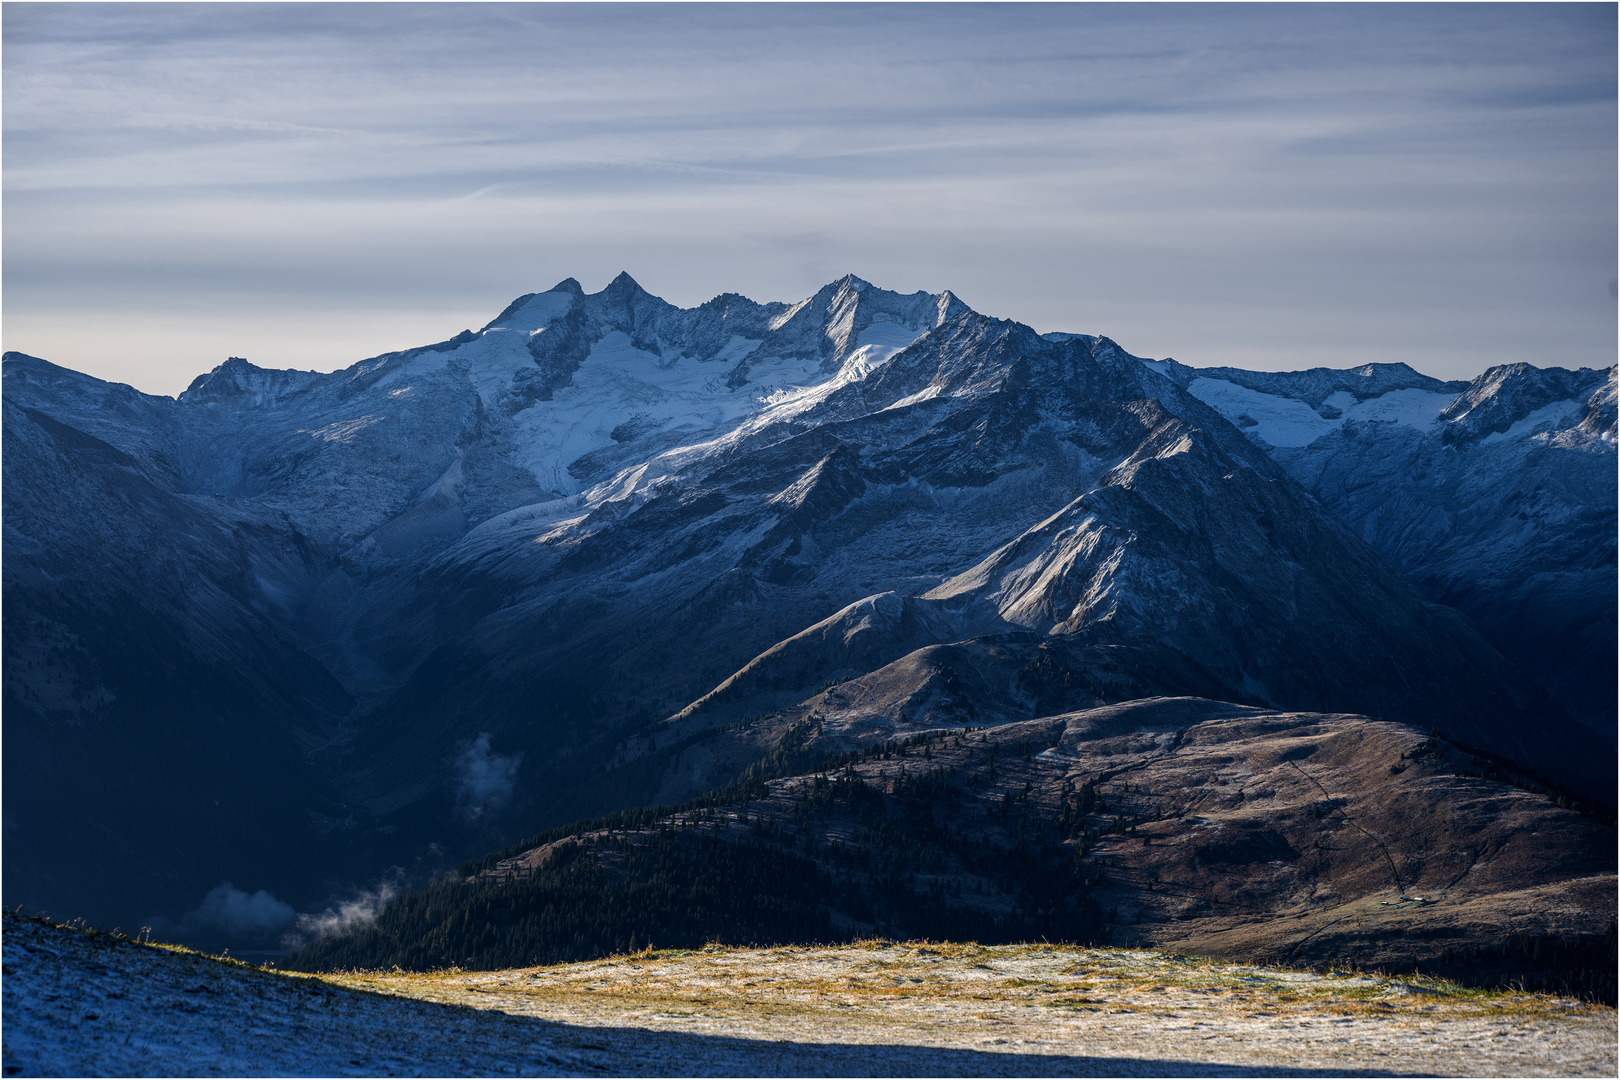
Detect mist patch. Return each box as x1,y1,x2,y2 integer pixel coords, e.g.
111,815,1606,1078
184,882,296,939
281,869,405,950
455,732,521,822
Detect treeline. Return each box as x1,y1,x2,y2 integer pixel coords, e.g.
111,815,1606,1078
287,730,1109,972
769,762,1106,945
1429,925,1618,1004
285,831,835,972
1416,727,1616,826
459,724,1001,879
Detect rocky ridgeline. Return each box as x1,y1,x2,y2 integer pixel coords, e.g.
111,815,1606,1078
2,274,1612,964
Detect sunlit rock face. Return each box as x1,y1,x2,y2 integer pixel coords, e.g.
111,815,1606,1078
3,273,1610,947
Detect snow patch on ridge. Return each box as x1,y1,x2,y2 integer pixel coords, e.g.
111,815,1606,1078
884,385,945,411
300,415,385,444
662,321,926,460
499,290,575,334
1481,398,1586,445
370,348,449,391
459,320,544,409
444,320,840,496
449,318,912,497
1187,378,1455,448
855,320,927,352
708,334,762,364
1334,388,1453,427
1186,379,1339,447
832,321,926,386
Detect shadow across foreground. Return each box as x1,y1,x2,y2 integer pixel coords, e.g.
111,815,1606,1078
0,914,1565,1078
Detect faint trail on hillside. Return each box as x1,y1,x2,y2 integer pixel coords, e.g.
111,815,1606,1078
1287,759,1404,893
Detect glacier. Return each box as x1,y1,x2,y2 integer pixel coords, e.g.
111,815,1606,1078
2,272,1612,950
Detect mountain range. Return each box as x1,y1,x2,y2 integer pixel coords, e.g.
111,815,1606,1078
3,273,1612,960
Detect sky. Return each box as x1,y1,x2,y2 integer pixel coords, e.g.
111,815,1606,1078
3,2,1615,396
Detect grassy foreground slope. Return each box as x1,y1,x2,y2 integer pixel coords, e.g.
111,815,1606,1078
291,700,1616,1001
6,912,1617,1077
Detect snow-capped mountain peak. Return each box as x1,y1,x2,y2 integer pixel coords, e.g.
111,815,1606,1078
4,273,1610,951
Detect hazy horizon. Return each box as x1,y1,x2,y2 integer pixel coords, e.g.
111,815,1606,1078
4,3,1615,396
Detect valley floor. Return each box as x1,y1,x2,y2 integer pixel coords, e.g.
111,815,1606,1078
3,913,1613,1077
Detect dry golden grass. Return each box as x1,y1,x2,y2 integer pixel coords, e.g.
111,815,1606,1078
327,939,1597,1019
9,915,1612,1077
317,940,1615,1075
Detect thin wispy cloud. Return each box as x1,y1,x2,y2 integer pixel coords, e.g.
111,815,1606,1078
4,3,1614,392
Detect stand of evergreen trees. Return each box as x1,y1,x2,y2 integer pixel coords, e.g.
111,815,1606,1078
284,719,1613,1005
287,830,834,971
287,733,1108,973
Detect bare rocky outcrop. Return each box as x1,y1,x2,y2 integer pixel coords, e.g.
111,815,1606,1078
4,275,1611,955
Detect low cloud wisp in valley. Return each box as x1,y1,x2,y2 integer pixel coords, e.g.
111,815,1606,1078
455,732,522,824
182,882,297,941
281,870,408,951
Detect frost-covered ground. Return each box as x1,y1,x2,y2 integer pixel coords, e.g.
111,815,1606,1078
4,914,1614,1077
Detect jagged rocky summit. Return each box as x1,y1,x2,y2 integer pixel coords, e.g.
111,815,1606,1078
1143,356,1617,734
2,273,1613,953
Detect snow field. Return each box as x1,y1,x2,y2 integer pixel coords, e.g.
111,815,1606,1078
1184,378,1457,448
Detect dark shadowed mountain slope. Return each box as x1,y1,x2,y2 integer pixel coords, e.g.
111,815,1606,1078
290,698,1615,1002
336,309,1598,838
1159,358,1617,734
1,395,362,933
3,275,1611,950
